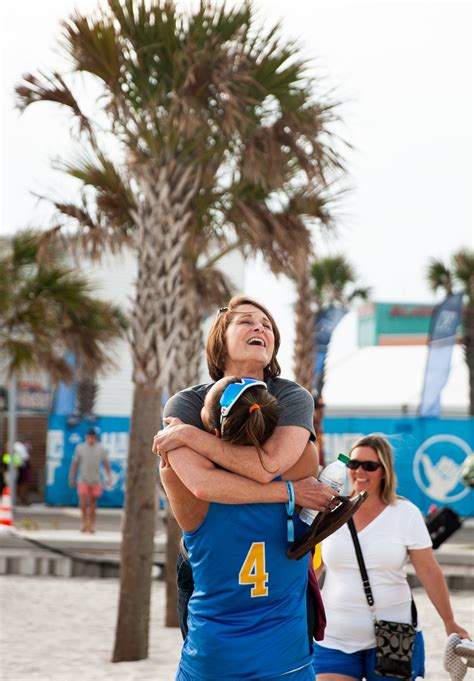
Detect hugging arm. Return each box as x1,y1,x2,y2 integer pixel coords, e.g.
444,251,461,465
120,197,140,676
164,442,336,512
155,423,311,483
154,381,315,483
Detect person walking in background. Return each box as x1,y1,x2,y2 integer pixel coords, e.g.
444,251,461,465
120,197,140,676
313,434,470,681
16,440,32,505
69,427,111,533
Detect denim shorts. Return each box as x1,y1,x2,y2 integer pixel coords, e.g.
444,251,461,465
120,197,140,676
313,631,425,680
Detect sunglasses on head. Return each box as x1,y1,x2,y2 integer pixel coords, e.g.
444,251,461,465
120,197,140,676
347,459,382,472
220,377,267,427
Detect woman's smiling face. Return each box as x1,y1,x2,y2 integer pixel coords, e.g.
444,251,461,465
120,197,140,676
224,304,275,375
349,445,385,498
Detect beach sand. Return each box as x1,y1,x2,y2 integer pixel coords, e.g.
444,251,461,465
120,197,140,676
1,576,472,680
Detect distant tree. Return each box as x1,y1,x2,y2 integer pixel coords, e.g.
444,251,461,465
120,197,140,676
0,230,127,381
427,249,474,415
0,230,127,494
15,0,344,660
293,254,369,393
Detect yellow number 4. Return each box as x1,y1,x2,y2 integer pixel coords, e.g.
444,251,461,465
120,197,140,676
239,542,268,597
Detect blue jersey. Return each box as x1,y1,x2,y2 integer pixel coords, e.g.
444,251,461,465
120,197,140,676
179,501,312,680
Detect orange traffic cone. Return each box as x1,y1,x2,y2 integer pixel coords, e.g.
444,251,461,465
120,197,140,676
0,486,13,527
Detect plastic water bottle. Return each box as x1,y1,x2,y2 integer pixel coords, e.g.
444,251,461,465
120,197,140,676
299,453,351,525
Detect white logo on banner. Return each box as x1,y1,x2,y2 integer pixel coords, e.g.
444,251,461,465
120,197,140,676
46,430,64,486
413,435,472,502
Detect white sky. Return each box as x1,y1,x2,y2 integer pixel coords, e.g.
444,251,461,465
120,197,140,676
1,0,472,380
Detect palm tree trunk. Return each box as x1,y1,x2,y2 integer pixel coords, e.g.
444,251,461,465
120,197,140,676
165,283,204,627
293,259,315,391
112,383,161,662
462,305,474,416
113,159,199,659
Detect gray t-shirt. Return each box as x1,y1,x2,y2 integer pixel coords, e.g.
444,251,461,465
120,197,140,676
163,376,315,440
72,442,109,484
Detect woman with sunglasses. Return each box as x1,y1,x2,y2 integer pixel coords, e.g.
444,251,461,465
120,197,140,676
313,434,470,681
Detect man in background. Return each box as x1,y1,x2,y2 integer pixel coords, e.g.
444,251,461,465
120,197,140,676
69,427,111,533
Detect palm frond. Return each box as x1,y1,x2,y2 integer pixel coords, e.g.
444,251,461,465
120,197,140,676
426,258,453,295
62,11,121,91
15,71,94,138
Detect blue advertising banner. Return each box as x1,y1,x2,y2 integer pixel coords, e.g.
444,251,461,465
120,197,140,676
45,415,130,507
323,417,474,517
419,293,463,417
46,414,473,517
314,306,347,392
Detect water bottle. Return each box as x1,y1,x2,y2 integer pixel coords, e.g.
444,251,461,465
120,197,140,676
299,453,350,525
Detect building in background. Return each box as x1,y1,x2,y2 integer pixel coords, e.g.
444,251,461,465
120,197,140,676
358,301,435,346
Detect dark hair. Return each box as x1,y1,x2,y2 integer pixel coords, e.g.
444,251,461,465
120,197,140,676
206,295,281,381
206,377,280,473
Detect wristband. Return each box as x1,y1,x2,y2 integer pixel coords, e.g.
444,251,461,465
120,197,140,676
285,480,295,542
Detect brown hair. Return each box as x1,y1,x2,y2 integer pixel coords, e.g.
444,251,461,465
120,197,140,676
206,376,280,473
349,434,397,505
206,296,281,381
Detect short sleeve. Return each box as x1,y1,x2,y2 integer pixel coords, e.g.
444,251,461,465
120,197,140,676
163,386,208,429
72,445,82,463
100,446,109,463
269,379,316,440
405,502,432,549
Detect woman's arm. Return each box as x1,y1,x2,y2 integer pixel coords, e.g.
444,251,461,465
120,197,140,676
409,547,470,638
154,421,311,483
166,445,336,511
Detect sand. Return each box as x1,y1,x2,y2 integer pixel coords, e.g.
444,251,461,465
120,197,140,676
1,577,472,680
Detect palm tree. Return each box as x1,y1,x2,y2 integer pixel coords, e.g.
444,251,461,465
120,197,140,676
15,0,344,660
0,230,127,500
427,249,474,415
293,254,369,393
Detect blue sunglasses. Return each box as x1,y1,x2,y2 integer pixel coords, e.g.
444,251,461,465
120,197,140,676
220,377,267,428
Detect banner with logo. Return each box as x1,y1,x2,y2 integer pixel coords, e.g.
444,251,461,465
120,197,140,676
314,306,347,393
45,414,131,507
323,416,474,517
52,353,77,415
419,293,463,417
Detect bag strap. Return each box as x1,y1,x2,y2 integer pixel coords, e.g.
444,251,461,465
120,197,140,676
347,517,418,626
347,517,375,607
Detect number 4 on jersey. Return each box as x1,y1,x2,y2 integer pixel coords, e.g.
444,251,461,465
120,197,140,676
239,542,268,597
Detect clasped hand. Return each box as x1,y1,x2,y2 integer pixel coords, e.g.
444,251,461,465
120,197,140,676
292,477,341,513
153,416,187,466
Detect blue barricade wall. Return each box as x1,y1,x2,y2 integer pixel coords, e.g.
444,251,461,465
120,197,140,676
45,415,130,507
46,414,474,515
323,417,474,517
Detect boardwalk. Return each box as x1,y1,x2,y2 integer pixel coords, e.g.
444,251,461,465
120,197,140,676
1,576,472,680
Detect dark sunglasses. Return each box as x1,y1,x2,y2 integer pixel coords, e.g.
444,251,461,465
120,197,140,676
347,459,382,472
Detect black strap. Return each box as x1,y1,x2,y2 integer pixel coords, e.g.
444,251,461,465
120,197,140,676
347,517,417,626
347,517,375,606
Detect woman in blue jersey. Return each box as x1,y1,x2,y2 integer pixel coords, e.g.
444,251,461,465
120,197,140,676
161,376,318,681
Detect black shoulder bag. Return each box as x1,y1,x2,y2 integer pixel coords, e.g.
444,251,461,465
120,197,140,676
347,518,417,680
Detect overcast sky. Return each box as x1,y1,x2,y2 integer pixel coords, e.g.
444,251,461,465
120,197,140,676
1,0,472,378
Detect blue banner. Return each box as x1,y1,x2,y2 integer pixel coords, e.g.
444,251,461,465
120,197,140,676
419,293,463,417
45,415,130,507
323,416,474,517
314,306,347,392
52,353,77,415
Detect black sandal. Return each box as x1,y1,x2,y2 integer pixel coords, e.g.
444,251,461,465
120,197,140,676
287,491,367,560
